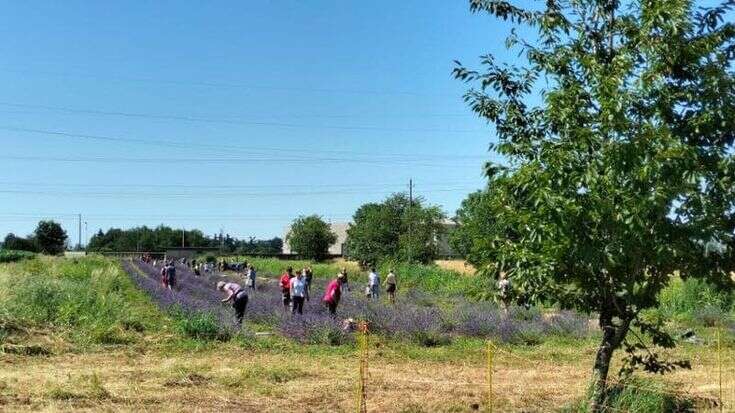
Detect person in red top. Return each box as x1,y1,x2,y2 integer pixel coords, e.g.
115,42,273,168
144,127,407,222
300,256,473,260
322,273,345,316
280,267,295,312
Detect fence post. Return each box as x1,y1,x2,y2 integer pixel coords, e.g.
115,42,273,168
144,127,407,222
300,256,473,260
718,327,723,413
356,321,369,413
486,340,494,413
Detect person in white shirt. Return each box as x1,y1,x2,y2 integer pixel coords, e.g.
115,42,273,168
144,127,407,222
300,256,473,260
368,268,380,300
498,272,512,313
385,269,397,304
290,270,307,314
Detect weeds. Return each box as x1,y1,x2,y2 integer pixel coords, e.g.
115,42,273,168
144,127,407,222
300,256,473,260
0,256,164,347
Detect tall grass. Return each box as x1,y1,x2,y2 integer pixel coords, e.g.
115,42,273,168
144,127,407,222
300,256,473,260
218,256,357,278
564,378,695,412
0,256,165,346
656,277,733,325
218,255,485,298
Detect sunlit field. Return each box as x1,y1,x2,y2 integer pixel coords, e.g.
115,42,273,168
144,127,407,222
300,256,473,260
0,256,730,412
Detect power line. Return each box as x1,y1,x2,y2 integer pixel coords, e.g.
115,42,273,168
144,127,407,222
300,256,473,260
0,67,459,98
0,179,480,190
0,186,476,199
0,125,492,163
0,154,484,168
0,101,470,120
0,108,482,134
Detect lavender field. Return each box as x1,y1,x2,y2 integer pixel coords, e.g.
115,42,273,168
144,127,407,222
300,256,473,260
122,259,590,345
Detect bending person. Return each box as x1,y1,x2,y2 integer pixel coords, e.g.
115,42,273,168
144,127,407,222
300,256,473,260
217,281,249,325
322,273,345,316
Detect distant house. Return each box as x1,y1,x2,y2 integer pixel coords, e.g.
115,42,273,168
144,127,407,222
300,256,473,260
282,220,458,258
282,222,349,256
436,219,458,258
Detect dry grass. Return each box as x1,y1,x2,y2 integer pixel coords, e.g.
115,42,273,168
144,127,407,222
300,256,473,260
0,339,590,413
1,334,730,412
435,260,476,275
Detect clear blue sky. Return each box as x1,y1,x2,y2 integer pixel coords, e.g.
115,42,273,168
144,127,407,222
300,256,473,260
0,0,519,243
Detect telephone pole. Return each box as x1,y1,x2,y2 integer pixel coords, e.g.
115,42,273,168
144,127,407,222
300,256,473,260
78,214,82,250
408,179,413,264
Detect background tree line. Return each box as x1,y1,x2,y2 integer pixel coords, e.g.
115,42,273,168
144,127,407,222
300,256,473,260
87,225,282,254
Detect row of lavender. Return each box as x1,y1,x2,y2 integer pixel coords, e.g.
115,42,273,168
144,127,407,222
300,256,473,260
122,259,590,345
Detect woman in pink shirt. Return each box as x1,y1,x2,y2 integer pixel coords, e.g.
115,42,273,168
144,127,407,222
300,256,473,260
217,281,248,325
322,273,345,316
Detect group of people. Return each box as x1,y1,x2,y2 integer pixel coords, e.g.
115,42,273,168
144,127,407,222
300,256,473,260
159,260,177,290
279,266,313,314
215,265,399,324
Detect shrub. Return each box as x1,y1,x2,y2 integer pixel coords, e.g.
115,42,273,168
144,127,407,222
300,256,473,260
0,250,35,263
172,309,231,341
410,330,452,347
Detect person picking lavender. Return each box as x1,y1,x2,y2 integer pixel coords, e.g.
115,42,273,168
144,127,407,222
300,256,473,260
217,280,248,325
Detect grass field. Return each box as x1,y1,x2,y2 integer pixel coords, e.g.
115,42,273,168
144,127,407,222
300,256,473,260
0,256,732,412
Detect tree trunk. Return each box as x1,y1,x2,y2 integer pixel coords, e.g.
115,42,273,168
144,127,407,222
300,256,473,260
589,313,631,413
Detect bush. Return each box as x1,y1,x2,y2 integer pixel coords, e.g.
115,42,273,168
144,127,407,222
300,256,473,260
410,330,452,347
172,309,231,341
0,250,35,263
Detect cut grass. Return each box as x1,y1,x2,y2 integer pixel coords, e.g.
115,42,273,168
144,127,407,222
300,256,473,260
1,330,729,412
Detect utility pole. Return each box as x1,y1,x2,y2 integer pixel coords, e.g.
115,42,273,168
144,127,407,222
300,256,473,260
181,229,185,248
220,228,224,253
84,222,88,250
408,179,413,264
78,214,82,250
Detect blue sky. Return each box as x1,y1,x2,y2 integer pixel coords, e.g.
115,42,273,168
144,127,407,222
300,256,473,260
0,0,519,242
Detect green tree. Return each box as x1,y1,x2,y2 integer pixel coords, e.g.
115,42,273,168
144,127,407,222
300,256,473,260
2,233,38,253
286,215,337,261
450,191,496,269
454,0,735,410
33,220,68,255
346,193,446,265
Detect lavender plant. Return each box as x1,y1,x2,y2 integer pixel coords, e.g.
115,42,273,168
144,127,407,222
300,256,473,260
123,259,590,345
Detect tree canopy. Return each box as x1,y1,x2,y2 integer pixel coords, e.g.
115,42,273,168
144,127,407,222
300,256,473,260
86,225,282,254
33,220,68,255
286,215,337,261
346,193,446,265
454,0,735,409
